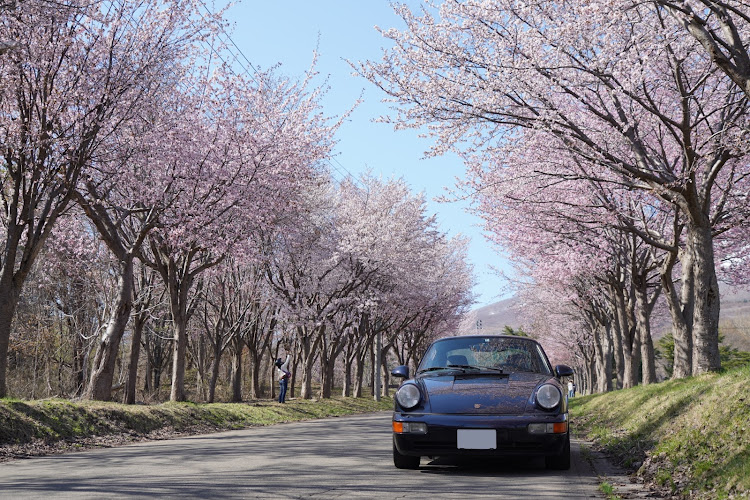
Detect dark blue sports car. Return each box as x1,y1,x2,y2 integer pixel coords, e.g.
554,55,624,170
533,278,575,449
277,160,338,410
391,335,574,470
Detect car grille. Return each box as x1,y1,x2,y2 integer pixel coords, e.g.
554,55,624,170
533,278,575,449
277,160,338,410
413,440,545,452
410,428,546,453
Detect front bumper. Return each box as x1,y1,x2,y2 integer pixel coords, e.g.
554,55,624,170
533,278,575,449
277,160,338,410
393,412,568,458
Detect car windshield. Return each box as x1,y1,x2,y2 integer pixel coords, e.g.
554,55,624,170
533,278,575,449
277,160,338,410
417,336,553,375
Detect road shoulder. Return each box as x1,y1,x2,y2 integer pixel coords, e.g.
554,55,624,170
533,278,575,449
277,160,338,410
575,438,666,499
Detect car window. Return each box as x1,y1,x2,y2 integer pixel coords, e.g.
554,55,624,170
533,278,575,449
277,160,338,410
418,337,552,375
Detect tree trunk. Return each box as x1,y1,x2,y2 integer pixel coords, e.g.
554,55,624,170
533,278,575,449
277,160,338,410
157,254,196,403
351,324,373,398
609,283,625,389
230,338,243,402
207,343,222,403
0,281,19,398
380,344,391,397
353,351,366,398
85,258,135,401
342,355,353,397
153,364,162,392
614,286,640,388
248,347,262,399
584,348,596,395
634,278,657,385
170,318,188,402
71,317,86,397
688,223,721,373
299,329,322,400
593,325,613,392
319,354,335,399
661,251,693,379
622,331,641,388
640,322,657,384
124,314,146,404
300,350,316,399
319,332,347,399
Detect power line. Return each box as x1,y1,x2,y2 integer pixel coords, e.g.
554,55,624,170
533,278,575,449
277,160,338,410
195,0,365,191
196,0,263,84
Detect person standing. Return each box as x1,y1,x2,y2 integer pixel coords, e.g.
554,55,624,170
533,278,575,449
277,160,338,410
275,354,291,403
567,380,575,398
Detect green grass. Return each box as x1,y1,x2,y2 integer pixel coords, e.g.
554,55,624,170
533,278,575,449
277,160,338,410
598,481,622,500
570,364,750,499
0,396,393,450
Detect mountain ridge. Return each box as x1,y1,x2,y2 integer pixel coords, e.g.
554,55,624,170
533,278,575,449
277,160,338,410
460,286,750,349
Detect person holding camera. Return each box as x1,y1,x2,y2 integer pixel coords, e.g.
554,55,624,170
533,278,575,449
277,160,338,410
275,354,291,403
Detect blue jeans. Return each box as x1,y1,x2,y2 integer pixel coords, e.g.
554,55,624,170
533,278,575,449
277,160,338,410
279,378,288,403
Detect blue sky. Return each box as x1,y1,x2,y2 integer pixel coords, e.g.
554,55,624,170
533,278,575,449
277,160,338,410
220,0,511,308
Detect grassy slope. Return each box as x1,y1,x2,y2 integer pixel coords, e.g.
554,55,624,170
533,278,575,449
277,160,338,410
0,397,393,459
570,364,750,499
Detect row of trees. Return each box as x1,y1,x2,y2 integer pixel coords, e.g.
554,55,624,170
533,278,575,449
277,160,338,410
10,174,472,402
359,0,750,393
1,1,473,402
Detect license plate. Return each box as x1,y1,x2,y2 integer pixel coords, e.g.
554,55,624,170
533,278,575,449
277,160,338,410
457,429,496,449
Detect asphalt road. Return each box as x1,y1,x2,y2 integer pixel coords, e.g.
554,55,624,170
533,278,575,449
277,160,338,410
0,411,618,499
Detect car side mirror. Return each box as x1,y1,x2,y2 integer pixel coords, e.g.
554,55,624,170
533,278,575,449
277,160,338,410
555,364,574,378
391,365,410,379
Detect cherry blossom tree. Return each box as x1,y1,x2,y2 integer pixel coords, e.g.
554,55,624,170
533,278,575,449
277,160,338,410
194,256,274,403
0,0,222,397
655,1,750,98
13,210,110,397
262,181,371,399
236,270,278,401
191,251,280,402
359,0,750,375
139,64,339,402
334,175,473,395
467,142,676,389
263,173,473,399
123,261,161,404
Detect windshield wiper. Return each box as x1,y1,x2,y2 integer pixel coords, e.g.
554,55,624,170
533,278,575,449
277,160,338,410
447,364,481,370
476,365,507,373
448,364,509,373
448,364,508,375
418,366,451,373
419,365,507,374
418,365,475,373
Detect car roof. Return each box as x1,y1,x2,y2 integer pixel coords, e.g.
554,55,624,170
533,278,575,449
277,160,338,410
434,334,539,343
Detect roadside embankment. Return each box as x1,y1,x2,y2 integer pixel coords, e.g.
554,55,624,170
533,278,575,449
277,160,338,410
0,396,393,461
570,364,750,499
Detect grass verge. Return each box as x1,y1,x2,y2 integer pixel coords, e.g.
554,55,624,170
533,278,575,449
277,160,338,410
570,364,750,499
0,396,393,461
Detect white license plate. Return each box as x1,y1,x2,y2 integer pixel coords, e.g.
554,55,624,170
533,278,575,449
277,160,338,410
457,429,496,449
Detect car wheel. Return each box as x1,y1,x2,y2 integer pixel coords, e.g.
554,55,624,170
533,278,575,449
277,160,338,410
545,434,571,470
393,440,420,469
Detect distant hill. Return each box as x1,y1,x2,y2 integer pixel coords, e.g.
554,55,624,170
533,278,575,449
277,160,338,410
460,285,750,350
459,296,523,335
720,286,750,351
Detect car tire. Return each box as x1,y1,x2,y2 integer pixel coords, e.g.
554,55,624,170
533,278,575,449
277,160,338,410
545,434,571,470
393,440,420,469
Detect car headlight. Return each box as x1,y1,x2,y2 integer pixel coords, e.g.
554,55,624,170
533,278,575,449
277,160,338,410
535,383,561,410
395,383,421,409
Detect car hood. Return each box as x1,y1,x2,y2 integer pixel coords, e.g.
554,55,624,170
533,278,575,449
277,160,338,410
418,372,553,415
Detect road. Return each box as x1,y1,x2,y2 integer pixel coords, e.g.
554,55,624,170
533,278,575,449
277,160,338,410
0,412,621,499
